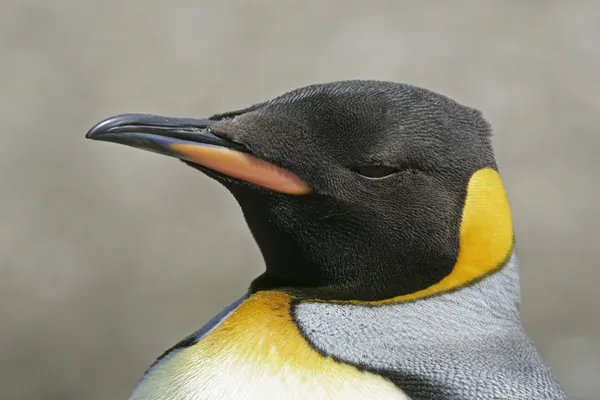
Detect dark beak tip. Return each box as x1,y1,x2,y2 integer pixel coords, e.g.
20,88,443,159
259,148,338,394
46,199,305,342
86,114,146,140
85,121,105,139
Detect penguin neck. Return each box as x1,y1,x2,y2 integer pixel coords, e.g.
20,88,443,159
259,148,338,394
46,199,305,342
295,250,524,331
292,252,566,398
246,167,516,302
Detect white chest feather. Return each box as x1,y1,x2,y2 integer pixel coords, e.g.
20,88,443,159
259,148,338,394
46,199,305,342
129,291,408,400
130,351,408,400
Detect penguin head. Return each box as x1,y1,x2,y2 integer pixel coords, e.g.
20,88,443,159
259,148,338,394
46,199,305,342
87,80,513,301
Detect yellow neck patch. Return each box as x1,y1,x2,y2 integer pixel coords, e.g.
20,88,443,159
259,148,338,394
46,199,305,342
131,291,409,400
347,167,514,305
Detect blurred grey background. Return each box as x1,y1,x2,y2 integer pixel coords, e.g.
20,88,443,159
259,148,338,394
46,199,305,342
1,1,598,399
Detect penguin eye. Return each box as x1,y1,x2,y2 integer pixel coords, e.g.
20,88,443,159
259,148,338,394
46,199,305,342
353,166,398,179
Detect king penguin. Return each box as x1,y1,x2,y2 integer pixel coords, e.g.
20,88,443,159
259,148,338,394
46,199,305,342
86,80,568,400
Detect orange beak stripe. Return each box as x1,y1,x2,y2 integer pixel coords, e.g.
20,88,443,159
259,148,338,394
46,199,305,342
169,143,311,195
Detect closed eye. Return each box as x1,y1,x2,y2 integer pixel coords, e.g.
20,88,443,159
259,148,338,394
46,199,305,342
352,166,399,179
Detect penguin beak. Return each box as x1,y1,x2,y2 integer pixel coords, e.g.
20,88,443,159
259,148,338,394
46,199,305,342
86,114,311,195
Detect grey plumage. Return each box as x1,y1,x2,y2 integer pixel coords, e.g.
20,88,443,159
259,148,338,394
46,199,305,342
295,251,567,399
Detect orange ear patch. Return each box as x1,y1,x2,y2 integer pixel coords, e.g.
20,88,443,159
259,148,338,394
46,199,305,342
336,167,514,305
169,143,311,195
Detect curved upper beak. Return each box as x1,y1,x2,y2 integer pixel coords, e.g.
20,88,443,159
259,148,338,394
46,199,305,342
86,113,311,195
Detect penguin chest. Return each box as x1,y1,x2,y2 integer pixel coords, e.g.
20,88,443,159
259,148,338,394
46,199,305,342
129,291,409,400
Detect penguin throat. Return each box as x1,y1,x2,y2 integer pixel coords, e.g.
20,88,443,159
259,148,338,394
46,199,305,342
252,168,514,304
357,167,515,305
